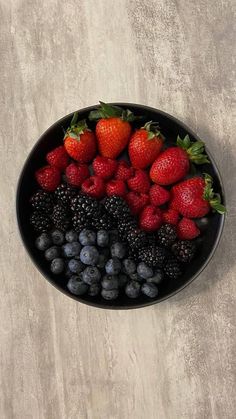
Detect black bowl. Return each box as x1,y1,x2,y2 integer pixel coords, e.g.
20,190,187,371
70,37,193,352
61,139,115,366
16,103,225,309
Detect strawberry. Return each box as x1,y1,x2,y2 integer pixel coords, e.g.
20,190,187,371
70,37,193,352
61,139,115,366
139,205,163,232
127,169,150,193
128,121,164,169
81,176,105,199
126,191,149,215
150,135,209,185
149,184,170,206
106,180,127,197
177,218,200,240
115,160,134,181
89,102,139,159
35,166,61,191
46,145,69,171
64,113,96,163
162,208,179,225
92,156,117,179
65,162,90,187
170,174,226,218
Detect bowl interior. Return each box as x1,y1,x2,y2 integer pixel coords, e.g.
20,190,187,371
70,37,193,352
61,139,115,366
16,104,225,309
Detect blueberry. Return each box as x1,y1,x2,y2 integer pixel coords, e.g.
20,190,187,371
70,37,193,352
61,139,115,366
51,229,64,245
105,257,121,275
62,242,81,258
122,259,136,275
97,230,109,247
67,276,88,295
137,262,153,279
68,259,84,274
35,233,52,251
118,274,129,288
141,283,158,298
82,267,101,285
101,289,119,300
45,246,61,261
109,230,119,244
50,258,65,274
88,283,101,297
111,242,126,259
101,275,119,290
65,230,78,242
125,281,141,298
80,246,99,266
79,229,96,246
147,269,164,285
97,254,107,269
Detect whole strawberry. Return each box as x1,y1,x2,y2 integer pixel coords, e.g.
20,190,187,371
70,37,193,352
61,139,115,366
139,205,163,232
149,184,170,206
35,166,61,191
150,135,209,185
64,113,96,163
92,156,118,179
162,208,179,225
127,169,150,194
66,162,90,187
89,102,139,159
115,160,134,181
129,121,164,169
170,174,226,218
46,145,69,171
81,176,105,199
106,180,127,197
177,218,200,240
126,191,149,215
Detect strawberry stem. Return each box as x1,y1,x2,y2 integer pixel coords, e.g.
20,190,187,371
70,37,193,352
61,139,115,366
177,134,210,165
64,118,90,141
88,101,142,122
141,121,164,140
203,173,226,214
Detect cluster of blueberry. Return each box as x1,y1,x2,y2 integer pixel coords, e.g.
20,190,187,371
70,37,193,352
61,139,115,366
35,228,163,300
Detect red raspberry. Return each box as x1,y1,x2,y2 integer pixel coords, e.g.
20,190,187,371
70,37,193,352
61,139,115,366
115,160,134,181
149,184,170,206
35,166,61,191
126,191,149,215
139,205,163,232
127,169,150,193
81,176,105,199
92,156,118,179
177,218,200,240
162,208,179,225
46,146,69,171
106,180,127,197
65,162,90,187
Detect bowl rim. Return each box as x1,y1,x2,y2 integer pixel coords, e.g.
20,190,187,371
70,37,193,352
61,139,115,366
16,103,226,310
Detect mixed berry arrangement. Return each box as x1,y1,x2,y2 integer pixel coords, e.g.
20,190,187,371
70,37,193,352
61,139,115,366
29,102,225,301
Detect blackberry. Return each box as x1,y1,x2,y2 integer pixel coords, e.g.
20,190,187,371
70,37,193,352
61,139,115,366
171,240,196,263
30,211,51,233
138,245,166,268
70,194,100,218
128,247,139,262
164,257,182,279
51,204,70,231
157,224,177,248
30,190,54,214
72,212,90,232
117,218,137,240
92,211,115,230
126,228,148,250
54,183,76,207
104,196,131,220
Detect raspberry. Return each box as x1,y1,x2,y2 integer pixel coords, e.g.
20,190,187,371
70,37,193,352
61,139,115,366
139,205,163,232
106,180,127,197
92,156,118,179
115,160,134,181
127,169,150,193
65,162,90,187
35,166,61,192
162,208,179,225
46,145,69,171
126,191,149,215
81,176,105,199
177,218,200,240
149,184,170,206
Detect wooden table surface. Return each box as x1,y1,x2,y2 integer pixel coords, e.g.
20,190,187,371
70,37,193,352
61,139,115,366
1,1,235,418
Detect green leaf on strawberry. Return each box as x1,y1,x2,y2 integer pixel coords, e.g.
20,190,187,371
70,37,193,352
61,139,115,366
88,101,142,122
177,134,210,164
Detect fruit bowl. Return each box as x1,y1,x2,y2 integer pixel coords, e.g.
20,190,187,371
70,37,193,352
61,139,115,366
16,103,225,309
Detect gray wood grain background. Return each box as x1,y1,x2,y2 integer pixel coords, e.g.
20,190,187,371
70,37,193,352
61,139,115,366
1,1,235,418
